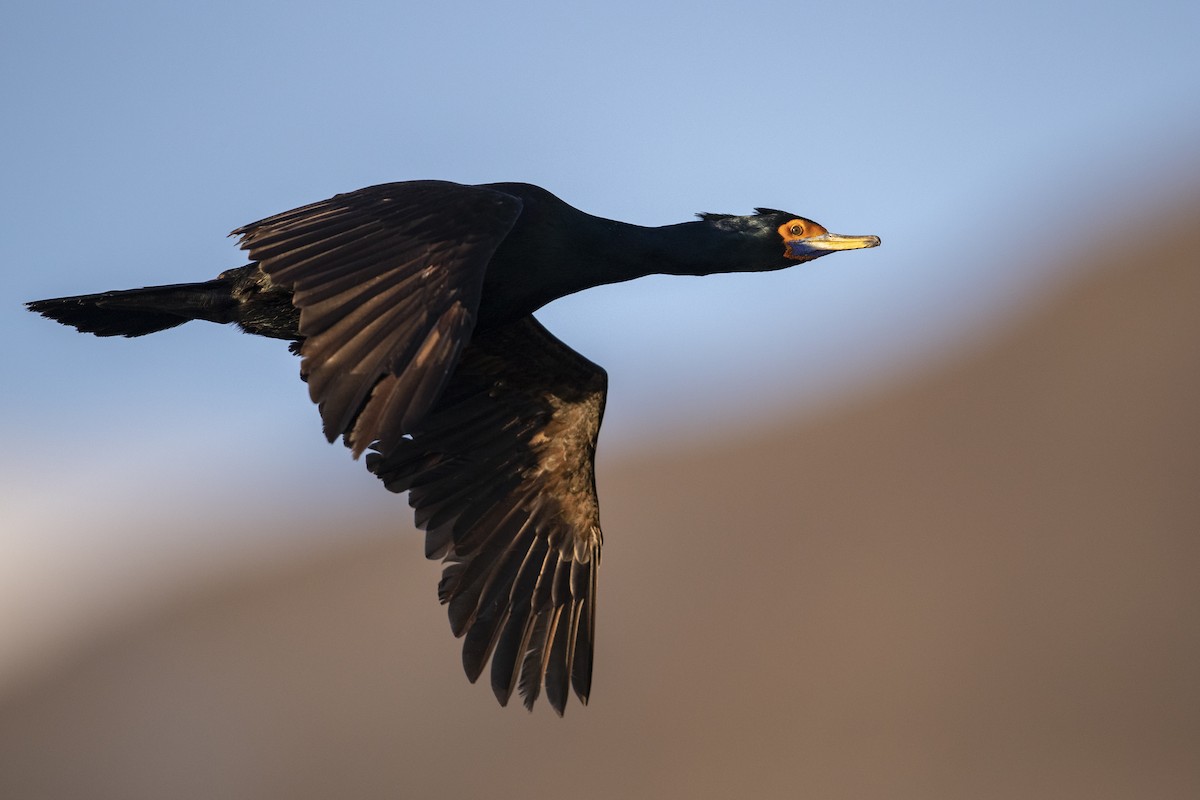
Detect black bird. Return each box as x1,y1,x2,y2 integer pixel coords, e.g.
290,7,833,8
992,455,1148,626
27,180,880,714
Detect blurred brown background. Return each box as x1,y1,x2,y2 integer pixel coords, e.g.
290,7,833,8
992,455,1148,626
2,186,1197,799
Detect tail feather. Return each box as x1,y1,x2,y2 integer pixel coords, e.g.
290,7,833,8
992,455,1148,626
27,280,237,338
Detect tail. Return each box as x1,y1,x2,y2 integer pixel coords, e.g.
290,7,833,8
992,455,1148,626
27,278,238,338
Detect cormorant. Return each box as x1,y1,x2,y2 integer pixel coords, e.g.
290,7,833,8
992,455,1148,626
27,180,880,714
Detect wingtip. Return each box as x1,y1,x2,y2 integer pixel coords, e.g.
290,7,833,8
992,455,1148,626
492,683,514,707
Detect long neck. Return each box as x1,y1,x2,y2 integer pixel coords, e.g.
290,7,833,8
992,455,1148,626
571,217,754,283
479,185,761,327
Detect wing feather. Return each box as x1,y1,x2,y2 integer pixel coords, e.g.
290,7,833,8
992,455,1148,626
232,181,522,456
366,315,607,714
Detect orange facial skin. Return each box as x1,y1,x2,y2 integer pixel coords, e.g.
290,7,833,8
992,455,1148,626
778,217,829,262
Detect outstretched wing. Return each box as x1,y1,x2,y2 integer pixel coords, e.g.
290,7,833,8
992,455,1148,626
231,181,523,457
366,316,607,714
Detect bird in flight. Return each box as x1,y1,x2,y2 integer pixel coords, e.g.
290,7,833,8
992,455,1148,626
27,180,880,714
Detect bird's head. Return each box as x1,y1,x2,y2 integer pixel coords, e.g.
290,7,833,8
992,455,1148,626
697,208,881,269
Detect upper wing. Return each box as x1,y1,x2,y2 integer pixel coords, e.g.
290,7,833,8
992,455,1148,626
366,316,607,714
231,181,523,457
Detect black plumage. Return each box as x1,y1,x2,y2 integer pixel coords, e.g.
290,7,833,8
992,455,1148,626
27,180,880,714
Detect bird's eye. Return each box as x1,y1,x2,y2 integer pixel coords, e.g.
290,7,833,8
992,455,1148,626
789,224,804,237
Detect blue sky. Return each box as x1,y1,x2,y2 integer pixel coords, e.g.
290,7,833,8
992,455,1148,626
5,0,1199,448
1,1,1198,662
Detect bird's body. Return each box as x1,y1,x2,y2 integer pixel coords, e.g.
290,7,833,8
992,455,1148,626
27,180,880,714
